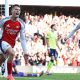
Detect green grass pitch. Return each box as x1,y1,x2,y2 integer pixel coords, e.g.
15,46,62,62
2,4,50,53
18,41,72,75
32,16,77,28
0,73,80,80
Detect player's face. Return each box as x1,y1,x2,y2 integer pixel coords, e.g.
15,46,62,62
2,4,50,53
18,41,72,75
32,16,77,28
51,27,57,32
11,6,21,18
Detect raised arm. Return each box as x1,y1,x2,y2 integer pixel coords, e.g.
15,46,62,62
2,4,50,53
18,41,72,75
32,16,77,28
66,23,80,40
62,23,80,44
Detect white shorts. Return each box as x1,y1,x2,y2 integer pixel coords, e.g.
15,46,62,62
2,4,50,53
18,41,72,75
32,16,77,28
0,41,11,54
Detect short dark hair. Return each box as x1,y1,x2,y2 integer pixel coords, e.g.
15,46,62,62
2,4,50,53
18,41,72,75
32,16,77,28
34,33,39,36
50,24,55,29
11,4,20,9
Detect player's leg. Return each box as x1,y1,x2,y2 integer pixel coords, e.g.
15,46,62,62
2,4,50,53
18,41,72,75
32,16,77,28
0,54,5,66
1,61,5,75
6,47,15,80
0,45,8,76
50,49,55,63
55,50,58,65
46,49,54,74
1,41,15,80
51,49,58,65
0,41,8,66
1,59,8,76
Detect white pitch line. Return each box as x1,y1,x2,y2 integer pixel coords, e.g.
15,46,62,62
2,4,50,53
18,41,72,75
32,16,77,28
15,77,53,80
26,78,52,80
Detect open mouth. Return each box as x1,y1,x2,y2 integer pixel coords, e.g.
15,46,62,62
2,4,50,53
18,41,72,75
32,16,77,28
16,13,19,15
15,13,19,18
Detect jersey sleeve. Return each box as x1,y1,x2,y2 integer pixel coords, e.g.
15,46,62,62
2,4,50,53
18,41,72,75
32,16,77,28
19,20,28,54
0,18,4,28
0,17,10,28
46,32,50,39
0,17,9,39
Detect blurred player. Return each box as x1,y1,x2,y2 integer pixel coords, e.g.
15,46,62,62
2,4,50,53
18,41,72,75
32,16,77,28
46,60,54,75
46,24,61,65
0,4,28,80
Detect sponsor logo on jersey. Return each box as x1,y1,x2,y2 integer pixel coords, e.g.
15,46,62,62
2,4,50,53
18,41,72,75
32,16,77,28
5,27,19,35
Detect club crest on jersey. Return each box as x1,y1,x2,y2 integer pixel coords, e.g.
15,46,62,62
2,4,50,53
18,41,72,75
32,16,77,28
16,26,19,28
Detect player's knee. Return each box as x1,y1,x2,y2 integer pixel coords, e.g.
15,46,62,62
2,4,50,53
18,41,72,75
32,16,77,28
6,47,15,57
8,52,15,62
11,51,15,57
8,50,15,59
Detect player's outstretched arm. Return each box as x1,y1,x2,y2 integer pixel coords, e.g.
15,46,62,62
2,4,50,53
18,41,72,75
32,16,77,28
66,23,80,39
61,23,80,44
19,20,29,65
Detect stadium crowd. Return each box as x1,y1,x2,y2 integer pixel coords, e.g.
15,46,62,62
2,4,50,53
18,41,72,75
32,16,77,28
0,12,80,67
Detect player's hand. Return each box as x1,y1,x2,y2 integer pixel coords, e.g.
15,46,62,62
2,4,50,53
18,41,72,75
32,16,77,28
61,38,67,45
24,54,29,60
23,54,29,65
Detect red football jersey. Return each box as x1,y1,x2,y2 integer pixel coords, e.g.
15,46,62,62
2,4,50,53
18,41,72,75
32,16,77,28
2,20,21,47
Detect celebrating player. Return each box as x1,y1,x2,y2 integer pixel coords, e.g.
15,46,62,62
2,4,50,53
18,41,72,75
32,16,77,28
0,4,28,80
